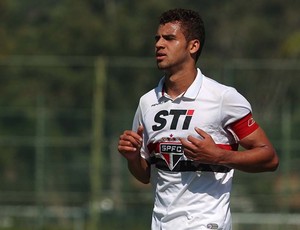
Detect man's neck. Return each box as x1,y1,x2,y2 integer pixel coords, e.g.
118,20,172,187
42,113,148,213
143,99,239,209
164,68,197,99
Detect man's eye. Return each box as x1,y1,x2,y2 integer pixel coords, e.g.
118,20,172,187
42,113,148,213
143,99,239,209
165,36,175,41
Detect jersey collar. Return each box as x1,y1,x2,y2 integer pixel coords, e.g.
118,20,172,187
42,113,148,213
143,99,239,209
156,68,203,100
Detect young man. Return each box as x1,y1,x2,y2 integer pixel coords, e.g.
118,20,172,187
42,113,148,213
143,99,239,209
118,8,279,230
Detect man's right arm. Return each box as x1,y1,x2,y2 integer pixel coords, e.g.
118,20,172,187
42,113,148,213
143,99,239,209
127,155,150,184
118,126,150,184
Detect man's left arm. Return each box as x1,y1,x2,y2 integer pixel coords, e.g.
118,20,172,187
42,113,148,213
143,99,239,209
181,127,279,173
222,127,279,172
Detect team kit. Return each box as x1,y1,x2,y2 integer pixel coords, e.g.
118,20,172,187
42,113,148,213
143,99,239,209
132,69,259,229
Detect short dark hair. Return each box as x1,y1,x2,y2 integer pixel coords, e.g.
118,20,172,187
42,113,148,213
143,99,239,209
159,8,205,61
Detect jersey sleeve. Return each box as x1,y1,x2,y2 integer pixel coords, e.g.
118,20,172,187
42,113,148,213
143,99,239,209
132,105,142,132
132,101,150,160
221,87,259,140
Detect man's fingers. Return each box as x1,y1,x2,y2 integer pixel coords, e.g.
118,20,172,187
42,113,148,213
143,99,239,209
180,137,197,152
185,128,210,144
119,131,142,149
194,127,208,139
118,144,137,153
117,128,143,162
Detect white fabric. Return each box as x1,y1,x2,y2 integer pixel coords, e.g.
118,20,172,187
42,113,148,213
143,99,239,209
132,69,252,230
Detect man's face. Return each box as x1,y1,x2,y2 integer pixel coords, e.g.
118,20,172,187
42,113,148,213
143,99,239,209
155,22,190,71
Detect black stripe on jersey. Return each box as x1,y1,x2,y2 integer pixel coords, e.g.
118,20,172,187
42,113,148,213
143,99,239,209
150,157,232,173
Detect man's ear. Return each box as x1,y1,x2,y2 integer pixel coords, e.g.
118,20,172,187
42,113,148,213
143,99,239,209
189,39,200,55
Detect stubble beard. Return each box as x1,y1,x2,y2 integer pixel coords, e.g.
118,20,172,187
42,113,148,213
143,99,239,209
156,59,174,71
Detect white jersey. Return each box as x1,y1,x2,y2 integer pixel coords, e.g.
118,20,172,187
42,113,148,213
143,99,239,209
132,69,258,230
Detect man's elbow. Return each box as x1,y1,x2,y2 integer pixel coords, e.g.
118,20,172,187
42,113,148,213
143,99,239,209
135,176,150,184
140,178,150,184
268,154,279,172
264,148,279,172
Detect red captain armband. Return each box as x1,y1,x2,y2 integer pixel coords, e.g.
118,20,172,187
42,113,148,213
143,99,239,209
229,113,259,140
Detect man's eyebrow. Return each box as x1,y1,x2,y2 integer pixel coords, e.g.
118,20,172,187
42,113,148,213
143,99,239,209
155,34,176,40
163,34,176,39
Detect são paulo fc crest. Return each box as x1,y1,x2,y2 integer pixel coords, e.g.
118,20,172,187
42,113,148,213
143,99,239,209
159,142,184,171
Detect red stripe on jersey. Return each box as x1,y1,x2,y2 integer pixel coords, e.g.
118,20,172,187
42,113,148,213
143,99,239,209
229,113,259,140
217,143,239,151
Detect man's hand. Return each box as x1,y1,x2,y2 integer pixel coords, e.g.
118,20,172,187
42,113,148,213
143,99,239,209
180,127,223,164
118,125,144,161
118,125,150,184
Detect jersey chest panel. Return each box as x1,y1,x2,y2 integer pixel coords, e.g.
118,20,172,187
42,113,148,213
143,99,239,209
143,98,223,143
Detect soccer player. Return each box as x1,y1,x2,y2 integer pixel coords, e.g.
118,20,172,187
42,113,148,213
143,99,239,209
118,8,279,230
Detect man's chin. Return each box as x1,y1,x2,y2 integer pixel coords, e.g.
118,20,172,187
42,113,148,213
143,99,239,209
157,62,168,70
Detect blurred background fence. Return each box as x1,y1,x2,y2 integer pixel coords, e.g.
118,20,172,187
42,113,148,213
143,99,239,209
0,56,299,230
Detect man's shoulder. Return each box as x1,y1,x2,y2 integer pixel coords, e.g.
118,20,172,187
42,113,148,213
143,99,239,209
140,87,157,100
201,74,237,97
138,87,160,108
202,75,231,89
